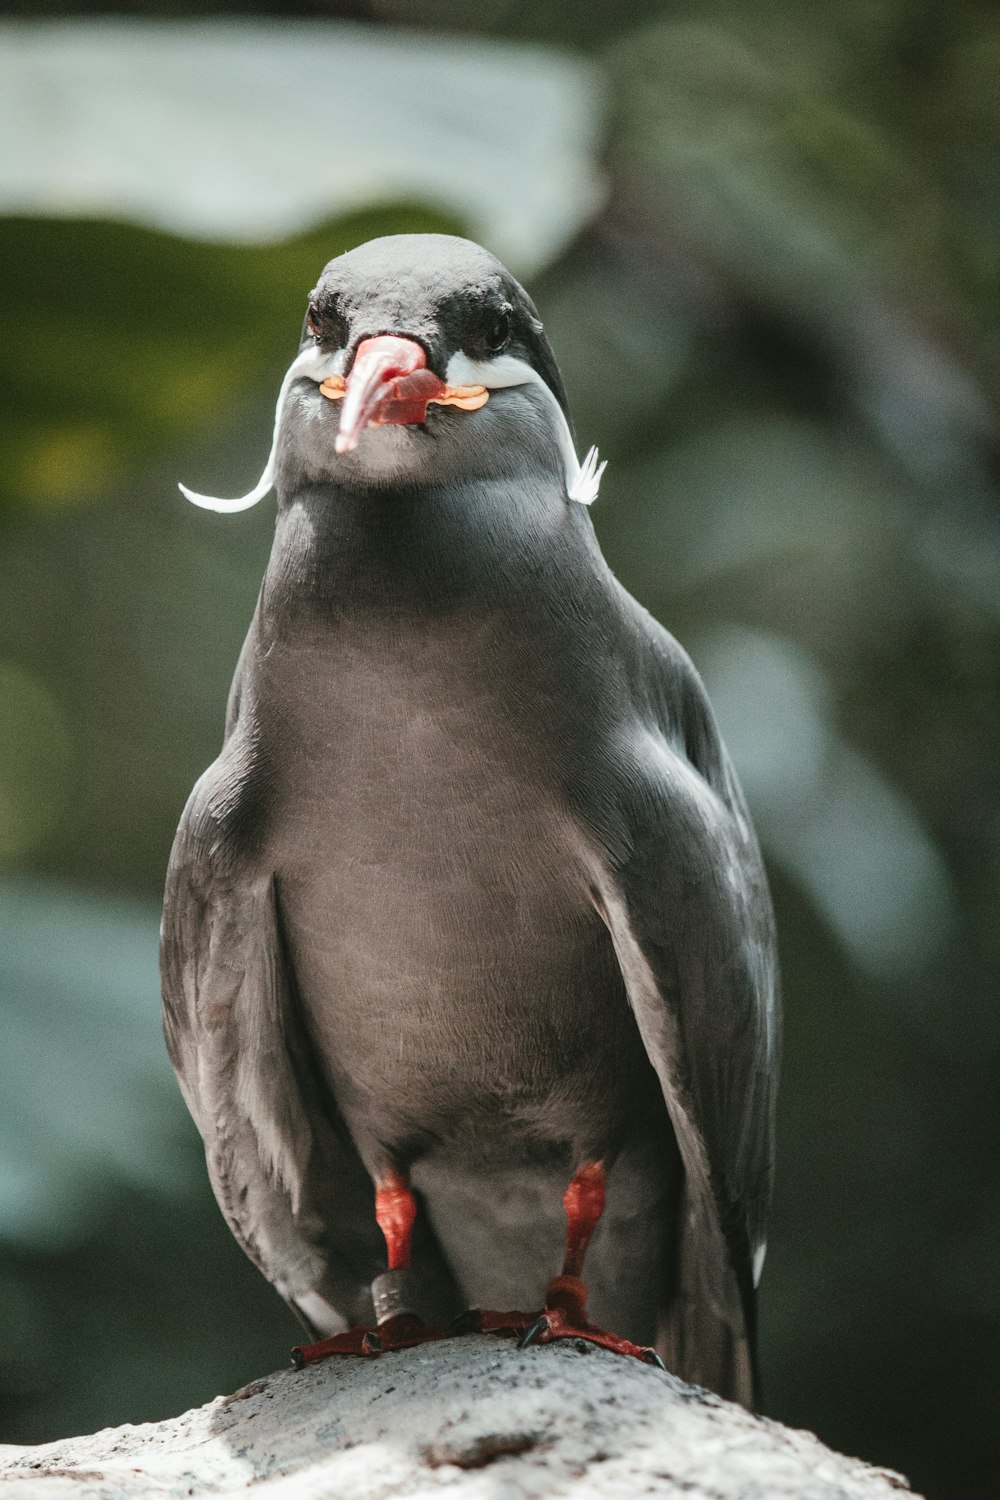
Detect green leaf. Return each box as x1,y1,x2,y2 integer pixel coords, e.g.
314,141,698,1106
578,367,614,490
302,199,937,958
0,203,462,519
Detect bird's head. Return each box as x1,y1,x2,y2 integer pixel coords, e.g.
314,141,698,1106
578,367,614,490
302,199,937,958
180,234,605,513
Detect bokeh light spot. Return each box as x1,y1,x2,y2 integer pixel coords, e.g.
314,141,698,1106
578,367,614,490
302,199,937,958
14,423,117,508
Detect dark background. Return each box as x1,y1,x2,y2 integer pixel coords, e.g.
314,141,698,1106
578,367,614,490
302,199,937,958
1,5,998,1499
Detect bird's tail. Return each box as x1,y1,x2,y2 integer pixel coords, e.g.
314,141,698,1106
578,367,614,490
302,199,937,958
657,1192,758,1408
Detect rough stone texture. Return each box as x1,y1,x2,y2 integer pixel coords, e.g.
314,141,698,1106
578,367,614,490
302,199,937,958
0,1336,919,1499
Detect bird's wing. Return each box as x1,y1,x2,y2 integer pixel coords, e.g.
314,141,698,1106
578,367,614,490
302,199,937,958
591,602,780,1406
160,746,386,1337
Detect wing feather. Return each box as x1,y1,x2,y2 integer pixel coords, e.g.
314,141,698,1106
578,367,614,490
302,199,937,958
161,752,384,1333
592,602,780,1405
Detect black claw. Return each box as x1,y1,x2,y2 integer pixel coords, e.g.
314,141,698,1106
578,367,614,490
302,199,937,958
517,1315,550,1350
290,1348,306,1370
362,1331,383,1354
641,1348,666,1370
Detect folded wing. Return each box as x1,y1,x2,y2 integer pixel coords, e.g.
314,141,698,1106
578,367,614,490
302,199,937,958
593,609,780,1406
160,750,386,1337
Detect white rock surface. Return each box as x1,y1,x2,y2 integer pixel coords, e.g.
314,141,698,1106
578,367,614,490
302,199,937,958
0,1335,918,1499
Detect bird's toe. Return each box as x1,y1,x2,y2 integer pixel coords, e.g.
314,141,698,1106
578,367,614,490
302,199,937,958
291,1325,384,1365
292,1309,464,1365
526,1308,667,1368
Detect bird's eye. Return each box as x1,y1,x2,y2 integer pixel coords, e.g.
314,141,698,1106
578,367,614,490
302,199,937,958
483,310,512,357
308,303,349,348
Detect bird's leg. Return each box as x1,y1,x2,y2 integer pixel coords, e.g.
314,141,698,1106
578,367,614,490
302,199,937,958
374,1172,417,1270
474,1161,666,1369
563,1161,607,1278
291,1171,453,1366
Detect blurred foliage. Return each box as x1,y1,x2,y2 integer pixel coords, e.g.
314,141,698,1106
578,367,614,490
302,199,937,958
1,7,998,1500
0,205,457,520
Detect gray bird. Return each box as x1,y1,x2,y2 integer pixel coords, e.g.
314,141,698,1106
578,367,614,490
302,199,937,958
161,233,779,1408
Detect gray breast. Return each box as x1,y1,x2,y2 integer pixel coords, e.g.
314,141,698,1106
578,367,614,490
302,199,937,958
259,599,663,1179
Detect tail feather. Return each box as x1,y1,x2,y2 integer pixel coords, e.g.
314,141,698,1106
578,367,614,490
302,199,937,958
658,1192,758,1409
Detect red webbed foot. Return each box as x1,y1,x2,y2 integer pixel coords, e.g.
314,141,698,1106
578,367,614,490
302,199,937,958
468,1275,666,1370
292,1312,457,1367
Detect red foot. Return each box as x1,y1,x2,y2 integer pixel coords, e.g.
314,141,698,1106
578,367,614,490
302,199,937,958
291,1313,454,1368
471,1275,666,1370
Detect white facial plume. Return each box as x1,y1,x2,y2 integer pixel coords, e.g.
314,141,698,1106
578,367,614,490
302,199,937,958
178,344,345,513
444,351,606,505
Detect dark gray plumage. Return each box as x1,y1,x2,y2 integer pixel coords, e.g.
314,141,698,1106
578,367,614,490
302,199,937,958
161,234,779,1407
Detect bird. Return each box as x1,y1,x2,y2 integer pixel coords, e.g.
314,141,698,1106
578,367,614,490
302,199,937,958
161,232,779,1409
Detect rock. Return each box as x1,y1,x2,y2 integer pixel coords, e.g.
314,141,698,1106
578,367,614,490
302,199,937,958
0,1335,918,1499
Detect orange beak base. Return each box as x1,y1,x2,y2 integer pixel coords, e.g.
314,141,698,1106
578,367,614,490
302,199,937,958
320,335,488,452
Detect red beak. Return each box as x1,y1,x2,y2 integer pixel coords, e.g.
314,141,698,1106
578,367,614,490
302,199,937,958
335,335,446,454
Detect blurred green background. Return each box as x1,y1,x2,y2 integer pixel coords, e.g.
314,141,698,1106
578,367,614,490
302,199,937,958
1,4,997,1497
